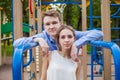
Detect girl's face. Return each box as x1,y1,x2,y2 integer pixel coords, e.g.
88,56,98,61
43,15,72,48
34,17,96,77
59,29,75,51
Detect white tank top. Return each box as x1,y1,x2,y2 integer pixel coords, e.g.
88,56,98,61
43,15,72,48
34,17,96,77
47,50,78,80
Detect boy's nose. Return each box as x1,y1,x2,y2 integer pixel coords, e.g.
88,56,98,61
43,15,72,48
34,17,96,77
49,24,54,28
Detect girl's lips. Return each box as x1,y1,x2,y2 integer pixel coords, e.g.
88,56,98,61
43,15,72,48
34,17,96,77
64,44,70,47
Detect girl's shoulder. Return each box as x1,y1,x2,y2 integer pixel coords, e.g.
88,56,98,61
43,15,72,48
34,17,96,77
48,50,58,61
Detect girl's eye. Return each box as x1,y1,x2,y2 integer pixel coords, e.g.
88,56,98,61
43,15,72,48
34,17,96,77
68,35,73,39
61,35,65,39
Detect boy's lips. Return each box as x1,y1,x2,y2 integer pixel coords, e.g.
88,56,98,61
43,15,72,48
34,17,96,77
49,29,56,32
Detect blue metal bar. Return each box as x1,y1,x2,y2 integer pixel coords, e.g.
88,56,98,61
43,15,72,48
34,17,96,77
12,46,24,80
111,7,120,17
111,16,120,18
23,49,33,67
87,16,120,19
87,74,102,77
87,63,109,65
111,27,120,30
23,23,34,30
90,41,120,80
87,16,101,18
12,0,14,56
89,0,93,29
110,4,120,7
38,0,40,7
112,39,120,42
91,46,95,80
41,1,81,5
87,74,115,77
12,42,38,80
87,28,120,30
12,41,120,80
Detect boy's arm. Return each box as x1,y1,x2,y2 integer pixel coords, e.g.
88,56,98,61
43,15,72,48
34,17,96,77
13,33,43,48
71,29,103,60
34,38,49,55
74,29,103,48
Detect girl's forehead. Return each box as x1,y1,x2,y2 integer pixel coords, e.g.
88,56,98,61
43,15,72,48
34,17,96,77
60,29,73,35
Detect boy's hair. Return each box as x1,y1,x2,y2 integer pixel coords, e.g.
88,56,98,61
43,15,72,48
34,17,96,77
42,9,62,22
55,24,75,51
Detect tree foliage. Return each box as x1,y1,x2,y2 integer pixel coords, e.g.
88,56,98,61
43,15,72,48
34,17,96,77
0,0,12,22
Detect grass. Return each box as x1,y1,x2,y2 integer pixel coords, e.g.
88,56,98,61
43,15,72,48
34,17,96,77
1,40,13,57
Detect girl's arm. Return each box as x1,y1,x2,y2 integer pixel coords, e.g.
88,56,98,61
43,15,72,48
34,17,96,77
40,54,49,80
76,62,81,80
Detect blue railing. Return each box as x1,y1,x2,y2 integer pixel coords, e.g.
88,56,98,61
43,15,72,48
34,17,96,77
12,42,38,80
12,41,120,80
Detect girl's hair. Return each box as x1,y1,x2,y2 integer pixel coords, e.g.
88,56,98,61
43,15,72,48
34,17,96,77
42,9,61,22
55,24,75,51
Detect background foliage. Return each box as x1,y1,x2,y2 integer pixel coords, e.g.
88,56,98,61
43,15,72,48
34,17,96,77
0,0,120,45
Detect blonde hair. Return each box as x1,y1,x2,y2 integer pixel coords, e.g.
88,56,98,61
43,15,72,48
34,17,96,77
42,9,62,22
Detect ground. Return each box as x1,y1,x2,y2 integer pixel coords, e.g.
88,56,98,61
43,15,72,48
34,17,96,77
0,57,12,80
0,56,115,80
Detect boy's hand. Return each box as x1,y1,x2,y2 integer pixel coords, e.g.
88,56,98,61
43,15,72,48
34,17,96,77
34,38,49,55
70,44,78,61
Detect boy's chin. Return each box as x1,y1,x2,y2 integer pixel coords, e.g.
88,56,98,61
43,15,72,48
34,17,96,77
50,33,56,37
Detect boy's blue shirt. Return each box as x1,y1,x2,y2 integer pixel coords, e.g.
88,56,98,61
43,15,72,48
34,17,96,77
13,29,103,51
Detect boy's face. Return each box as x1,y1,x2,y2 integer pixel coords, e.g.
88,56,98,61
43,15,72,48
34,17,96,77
43,16,61,38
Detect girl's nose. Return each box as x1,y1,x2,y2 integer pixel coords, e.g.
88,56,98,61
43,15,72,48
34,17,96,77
64,37,69,42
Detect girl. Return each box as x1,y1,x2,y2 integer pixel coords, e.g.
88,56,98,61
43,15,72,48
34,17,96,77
34,24,81,80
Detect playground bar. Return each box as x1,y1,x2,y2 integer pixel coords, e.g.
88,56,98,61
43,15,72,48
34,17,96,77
12,41,120,80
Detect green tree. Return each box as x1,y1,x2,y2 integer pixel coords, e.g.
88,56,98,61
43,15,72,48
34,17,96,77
0,0,12,22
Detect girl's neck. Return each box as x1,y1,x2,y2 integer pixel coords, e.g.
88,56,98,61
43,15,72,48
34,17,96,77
59,50,71,58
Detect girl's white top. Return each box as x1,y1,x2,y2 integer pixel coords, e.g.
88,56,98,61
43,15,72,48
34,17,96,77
47,50,77,80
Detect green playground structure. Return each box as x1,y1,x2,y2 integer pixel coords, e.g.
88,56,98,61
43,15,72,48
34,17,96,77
1,22,29,34
0,22,29,66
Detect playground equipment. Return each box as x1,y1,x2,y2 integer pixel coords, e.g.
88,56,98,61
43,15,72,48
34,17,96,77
113,0,120,4
79,0,90,8
0,4,29,65
12,40,120,80
12,0,120,80
0,8,12,65
85,0,120,79
0,7,2,66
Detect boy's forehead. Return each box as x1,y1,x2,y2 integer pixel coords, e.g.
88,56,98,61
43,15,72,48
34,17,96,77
44,16,60,22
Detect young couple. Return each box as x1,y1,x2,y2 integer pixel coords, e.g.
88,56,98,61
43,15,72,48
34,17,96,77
14,9,103,60
13,9,103,80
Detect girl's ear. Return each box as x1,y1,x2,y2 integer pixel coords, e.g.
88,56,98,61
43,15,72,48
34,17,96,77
74,37,76,41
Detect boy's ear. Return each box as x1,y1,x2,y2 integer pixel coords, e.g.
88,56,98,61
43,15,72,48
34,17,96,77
59,21,62,24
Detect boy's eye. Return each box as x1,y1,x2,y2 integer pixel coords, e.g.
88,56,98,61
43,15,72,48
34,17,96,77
45,23,50,26
52,21,58,25
44,21,58,26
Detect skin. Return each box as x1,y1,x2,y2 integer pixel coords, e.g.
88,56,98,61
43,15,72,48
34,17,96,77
59,29,75,57
43,16,61,39
39,28,81,80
